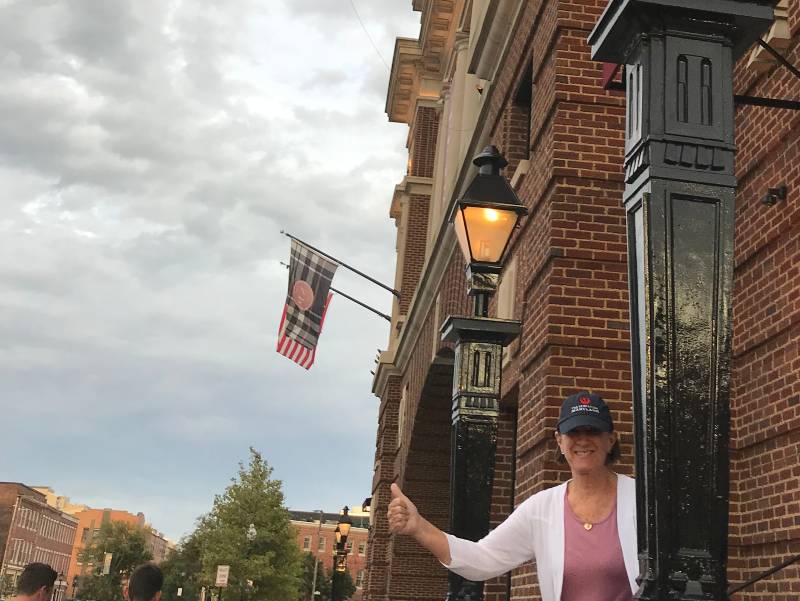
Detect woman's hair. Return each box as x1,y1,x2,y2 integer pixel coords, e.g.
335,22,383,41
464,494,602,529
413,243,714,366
554,432,621,465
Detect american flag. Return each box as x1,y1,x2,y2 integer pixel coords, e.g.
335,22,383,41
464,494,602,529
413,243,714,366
276,240,338,369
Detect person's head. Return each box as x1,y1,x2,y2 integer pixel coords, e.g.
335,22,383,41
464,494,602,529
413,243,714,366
16,563,57,601
125,563,163,601
554,391,620,473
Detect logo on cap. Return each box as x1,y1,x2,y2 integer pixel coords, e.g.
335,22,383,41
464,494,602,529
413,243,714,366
579,396,590,405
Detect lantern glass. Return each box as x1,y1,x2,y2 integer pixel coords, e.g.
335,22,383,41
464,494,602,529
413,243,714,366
334,527,342,545
454,205,519,264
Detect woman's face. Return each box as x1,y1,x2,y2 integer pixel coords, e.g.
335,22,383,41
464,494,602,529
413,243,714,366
555,426,618,474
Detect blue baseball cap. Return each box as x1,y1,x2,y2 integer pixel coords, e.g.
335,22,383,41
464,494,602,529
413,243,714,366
557,391,614,433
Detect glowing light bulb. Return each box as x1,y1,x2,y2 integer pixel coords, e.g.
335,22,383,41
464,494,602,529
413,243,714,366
483,208,499,222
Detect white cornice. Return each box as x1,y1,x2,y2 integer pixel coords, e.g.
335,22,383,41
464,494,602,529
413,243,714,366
390,175,433,218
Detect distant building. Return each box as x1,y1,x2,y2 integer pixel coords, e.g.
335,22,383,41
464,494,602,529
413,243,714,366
290,507,370,601
31,488,172,596
65,508,169,595
32,488,88,516
0,483,78,600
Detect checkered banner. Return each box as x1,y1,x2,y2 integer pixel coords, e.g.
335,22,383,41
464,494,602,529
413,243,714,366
276,240,338,369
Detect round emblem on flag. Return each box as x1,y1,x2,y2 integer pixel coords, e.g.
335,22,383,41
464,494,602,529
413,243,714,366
580,396,590,405
292,280,315,310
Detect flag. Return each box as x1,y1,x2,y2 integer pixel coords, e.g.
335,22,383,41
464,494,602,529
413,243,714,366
276,240,338,368
276,292,333,369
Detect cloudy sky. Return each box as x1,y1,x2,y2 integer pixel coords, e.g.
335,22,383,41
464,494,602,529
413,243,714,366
0,0,421,541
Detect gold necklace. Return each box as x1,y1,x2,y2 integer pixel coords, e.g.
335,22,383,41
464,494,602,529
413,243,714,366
583,522,593,531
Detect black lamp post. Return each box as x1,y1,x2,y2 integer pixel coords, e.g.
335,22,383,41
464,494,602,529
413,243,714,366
331,507,353,601
588,1,776,599
441,145,526,601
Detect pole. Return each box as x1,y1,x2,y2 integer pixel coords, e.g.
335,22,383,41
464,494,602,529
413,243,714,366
309,510,323,601
281,231,401,300
280,262,391,322
589,2,775,599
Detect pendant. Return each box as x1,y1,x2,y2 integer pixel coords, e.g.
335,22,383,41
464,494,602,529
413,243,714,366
583,522,593,531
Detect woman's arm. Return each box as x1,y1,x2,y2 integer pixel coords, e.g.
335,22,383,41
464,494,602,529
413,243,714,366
387,483,537,581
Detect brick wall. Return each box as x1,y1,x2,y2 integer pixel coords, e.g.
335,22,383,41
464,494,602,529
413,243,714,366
365,376,401,601
727,5,800,598
375,1,800,600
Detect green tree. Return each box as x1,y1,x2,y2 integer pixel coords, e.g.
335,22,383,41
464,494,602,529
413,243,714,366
161,531,205,601
315,567,355,601
76,521,153,601
199,448,301,601
297,553,319,601
0,574,16,597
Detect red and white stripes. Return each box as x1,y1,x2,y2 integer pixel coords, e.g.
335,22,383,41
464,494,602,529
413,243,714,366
276,292,332,369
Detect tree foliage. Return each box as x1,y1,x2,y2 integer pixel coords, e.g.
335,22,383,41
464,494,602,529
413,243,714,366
159,449,304,601
160,532,204,601
198,448,301,601
76,521,153,601
318,568,355,601
297,554,355,601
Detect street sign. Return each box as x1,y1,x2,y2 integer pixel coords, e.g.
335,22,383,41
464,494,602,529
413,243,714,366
102,552,113,575
215,565,230,587
177,589,183,597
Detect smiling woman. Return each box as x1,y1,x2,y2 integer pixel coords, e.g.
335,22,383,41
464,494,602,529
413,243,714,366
387,391,638,601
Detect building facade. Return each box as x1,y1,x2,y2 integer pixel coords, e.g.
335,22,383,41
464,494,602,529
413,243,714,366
0,483,78,598
366,2,798,601
66,508,170,595
291,510,370,601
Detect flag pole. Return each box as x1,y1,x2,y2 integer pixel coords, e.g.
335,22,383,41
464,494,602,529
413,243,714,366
280,263,391,322
281,231,401,300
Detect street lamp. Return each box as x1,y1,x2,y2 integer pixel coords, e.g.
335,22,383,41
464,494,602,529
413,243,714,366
441,146,525,601
331,507,353,601
449,145,528,317
336,507,352,549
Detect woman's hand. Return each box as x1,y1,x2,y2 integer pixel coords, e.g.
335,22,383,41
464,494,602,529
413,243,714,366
387,483,422,536
386,482,451,564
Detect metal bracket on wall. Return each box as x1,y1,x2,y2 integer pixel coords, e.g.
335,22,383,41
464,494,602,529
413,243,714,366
756,39,800,81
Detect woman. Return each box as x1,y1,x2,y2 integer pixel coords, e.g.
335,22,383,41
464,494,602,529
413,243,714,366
387,391,637,601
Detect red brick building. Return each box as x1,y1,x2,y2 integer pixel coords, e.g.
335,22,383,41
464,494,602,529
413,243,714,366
0,483,78,599
291,510,370,601
366,2,798,601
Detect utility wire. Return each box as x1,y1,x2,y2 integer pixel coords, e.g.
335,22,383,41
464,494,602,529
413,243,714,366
346,0,390,71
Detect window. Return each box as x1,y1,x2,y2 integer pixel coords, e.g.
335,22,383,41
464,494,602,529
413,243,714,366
318,537,325,551
358,541,366,556
81,528,90,544
346,541,353,555
303,536,311,550
355,571,364,587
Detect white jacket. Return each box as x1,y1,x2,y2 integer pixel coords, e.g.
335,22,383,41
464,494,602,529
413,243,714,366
445,474,638,601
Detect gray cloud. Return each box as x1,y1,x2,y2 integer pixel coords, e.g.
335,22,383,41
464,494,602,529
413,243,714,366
0,0,419,539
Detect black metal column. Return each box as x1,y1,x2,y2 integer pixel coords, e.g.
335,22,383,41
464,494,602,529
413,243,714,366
589,2,776,600
441,316,520,601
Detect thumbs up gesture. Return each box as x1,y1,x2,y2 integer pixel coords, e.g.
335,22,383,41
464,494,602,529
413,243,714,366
387,483,422,536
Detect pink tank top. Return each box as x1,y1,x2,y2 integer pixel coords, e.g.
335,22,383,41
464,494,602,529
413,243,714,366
561,494,631,601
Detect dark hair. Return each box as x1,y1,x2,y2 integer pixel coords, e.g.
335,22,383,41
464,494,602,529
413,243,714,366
128,563,163,601
17,563,57,595
555,433,621,465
